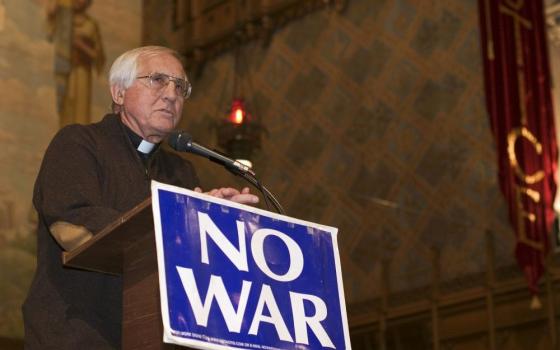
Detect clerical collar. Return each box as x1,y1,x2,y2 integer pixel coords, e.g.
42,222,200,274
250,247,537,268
123,124,158,156
137,140,156,154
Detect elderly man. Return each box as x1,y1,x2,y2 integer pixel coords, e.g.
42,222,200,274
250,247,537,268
23,46,258,349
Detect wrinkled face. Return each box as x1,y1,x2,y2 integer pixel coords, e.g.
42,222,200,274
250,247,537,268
114,53,186,143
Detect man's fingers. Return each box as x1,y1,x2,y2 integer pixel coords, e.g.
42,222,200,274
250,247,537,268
220,187,240,197
230,194,259,204
207,189,222,197
203,187,258,205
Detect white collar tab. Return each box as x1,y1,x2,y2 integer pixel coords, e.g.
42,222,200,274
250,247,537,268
137,140,156,154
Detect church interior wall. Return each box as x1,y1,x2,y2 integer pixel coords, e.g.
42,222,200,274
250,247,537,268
2,0,560,348
0,0,141,343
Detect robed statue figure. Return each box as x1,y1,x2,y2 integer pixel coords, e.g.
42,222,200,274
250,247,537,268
47,0,105,127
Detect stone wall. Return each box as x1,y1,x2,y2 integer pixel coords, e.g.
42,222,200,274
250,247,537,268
144,0,515,310
4,0,552,343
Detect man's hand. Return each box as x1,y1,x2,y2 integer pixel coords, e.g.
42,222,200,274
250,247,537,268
195,186,259,205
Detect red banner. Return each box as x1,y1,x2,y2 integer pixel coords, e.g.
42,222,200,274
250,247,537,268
478,0,558,294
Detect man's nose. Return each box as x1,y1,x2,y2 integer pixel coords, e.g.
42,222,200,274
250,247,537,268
161,81,179,101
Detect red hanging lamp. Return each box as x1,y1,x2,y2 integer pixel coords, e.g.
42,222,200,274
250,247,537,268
217,97,263,168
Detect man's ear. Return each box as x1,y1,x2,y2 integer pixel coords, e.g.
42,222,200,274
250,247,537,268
110,85,125,105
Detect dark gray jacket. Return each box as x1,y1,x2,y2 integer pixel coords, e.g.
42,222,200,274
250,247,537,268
23,114,198,349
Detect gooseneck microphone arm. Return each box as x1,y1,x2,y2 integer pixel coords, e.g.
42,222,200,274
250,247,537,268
168,131,286,215
236,172,285,215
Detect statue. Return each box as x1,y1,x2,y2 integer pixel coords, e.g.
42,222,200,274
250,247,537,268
47,0,105,127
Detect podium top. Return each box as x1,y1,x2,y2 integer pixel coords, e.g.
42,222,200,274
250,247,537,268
62,198,153,275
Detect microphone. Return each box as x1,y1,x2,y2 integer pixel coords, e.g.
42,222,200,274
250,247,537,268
168,131,255,176
168,130,285,214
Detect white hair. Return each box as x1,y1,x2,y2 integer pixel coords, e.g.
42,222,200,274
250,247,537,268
108,46,185,90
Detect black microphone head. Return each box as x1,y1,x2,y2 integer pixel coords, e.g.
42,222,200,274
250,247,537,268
168,131,193,152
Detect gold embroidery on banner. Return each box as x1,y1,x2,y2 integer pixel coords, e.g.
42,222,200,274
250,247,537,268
507,127,545,184
500,1,532,125
504,0,524,11
520,187,541,203
514,185,545,250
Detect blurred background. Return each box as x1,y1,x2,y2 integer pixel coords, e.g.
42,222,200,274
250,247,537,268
3,0,560,349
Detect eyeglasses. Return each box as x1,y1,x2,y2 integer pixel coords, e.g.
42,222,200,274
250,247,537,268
136,72,192,99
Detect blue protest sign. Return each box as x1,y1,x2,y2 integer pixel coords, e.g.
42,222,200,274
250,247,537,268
151,181,351,350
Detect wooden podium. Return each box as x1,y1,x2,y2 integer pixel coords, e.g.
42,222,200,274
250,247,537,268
62,198,188,349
